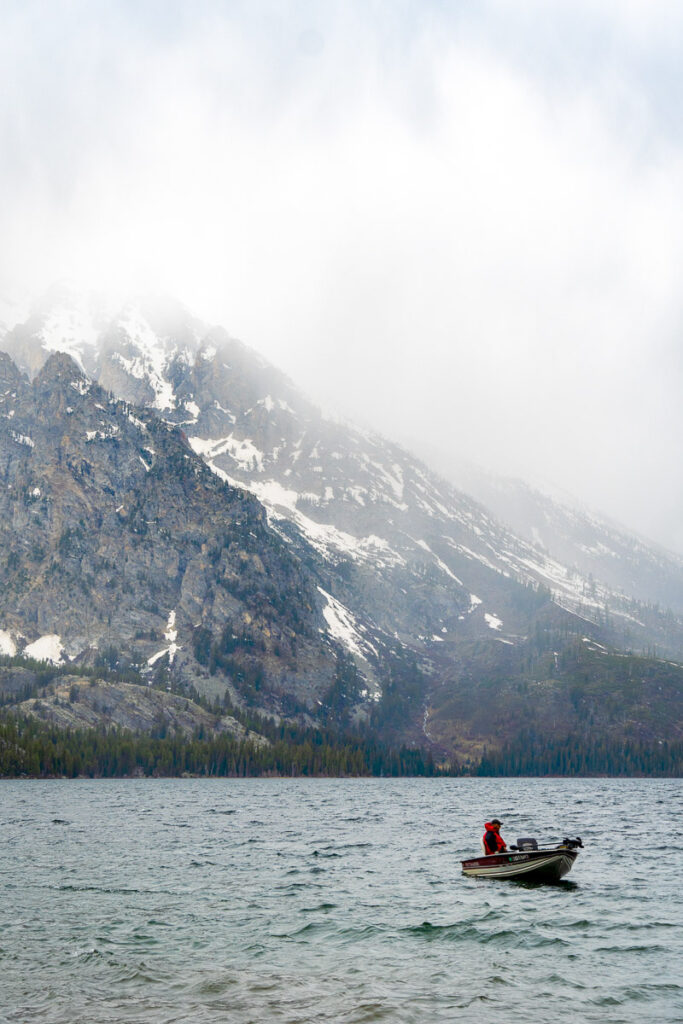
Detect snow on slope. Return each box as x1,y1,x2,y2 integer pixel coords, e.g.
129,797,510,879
0,629,17,656
6,289,682,661
113,308,183,411
23,635,64,665
39,305,99,370
186,398,680,652
318,588,368,658
179,357,680,650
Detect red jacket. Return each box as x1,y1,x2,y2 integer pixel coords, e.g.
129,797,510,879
483,823,507,854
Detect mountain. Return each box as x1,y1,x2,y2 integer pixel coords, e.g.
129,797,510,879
2,287,682,764
451,464,683,617
0,350,346,717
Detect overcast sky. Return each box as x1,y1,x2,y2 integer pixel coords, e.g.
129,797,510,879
1,0,682,552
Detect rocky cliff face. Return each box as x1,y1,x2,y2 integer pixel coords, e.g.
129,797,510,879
13,675,254,740
0,351,341,712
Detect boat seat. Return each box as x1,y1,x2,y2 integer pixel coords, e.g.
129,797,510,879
516,837,538,851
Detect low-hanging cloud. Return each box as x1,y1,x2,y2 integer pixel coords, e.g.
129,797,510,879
1,0,682,551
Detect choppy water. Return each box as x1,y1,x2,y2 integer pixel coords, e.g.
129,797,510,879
1,778,681,1023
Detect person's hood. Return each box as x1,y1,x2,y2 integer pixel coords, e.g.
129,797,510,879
484,822,500,830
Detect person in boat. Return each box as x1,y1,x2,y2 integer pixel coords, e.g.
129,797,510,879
482,819,507,855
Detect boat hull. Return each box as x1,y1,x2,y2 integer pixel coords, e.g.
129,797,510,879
461,848,579,883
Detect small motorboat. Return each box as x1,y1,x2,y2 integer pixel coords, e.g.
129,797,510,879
461,836,583,883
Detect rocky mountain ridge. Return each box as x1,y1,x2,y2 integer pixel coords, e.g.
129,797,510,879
2,287,682,761
451,463,683,617
0,350,351,717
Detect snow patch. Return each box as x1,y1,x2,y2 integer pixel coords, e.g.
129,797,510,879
86,424,119,442
24,634,64,665
317,588,365,659
147,610,181,666
11,431,35,448
484,613,503,631
189,434,264,472
127,412,147,432
182,400,200,423
0,629,17,656
250,479,300,510
39,305,99,369
70,378,90,395
414,539,463,585
227,477,407,572
368,459,404,500
114,309,177,410
345,487,366,506
212,400,235,421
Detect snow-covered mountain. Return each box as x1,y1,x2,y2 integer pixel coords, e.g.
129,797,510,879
3,287,683,756
446,464,683,617
5,289,683,651
0,350,348,717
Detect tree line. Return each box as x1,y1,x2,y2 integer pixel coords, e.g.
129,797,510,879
478,732,683,776
0,713,445,779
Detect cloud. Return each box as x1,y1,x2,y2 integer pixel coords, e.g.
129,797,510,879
1,0,682,550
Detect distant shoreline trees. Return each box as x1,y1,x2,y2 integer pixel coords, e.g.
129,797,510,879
477,732,683,777
1,713,680,778
0,713,443,779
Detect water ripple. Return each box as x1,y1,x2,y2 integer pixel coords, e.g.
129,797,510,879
1,777,681,1023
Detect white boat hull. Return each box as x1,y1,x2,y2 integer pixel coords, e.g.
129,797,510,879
461,847,579,882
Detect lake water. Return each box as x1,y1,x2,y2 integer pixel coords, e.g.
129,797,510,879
1,778,681,1023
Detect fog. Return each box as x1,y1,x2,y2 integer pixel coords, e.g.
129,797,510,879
1,1,682,552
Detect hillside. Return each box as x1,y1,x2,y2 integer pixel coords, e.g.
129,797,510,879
452,464,683,617
0,351,344,714
425,637,683,766
1,288,682,768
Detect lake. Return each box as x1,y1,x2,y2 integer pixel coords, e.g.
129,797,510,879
1,778,681,1023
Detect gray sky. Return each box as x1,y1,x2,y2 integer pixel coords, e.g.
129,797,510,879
1,0,682,552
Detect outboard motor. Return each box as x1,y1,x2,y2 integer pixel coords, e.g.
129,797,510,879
516,837,538,851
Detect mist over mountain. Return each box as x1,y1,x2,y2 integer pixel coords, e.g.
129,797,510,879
1,288,682,765
447,462,683,618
